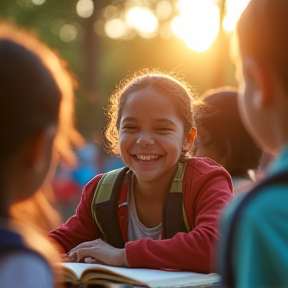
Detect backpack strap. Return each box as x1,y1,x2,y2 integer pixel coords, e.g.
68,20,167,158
163,162,189,238
91,162,189,247
222,170,288,288
91,167,130,248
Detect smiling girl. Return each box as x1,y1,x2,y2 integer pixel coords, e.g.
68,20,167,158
50,70,233,273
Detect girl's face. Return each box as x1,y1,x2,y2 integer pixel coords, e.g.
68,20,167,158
119,86,192,184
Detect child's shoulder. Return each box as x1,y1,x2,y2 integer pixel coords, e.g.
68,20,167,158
186,156,229,175
184,157,233,200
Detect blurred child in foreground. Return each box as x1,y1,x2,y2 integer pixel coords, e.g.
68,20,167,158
217,0,288,287
10,24,83,232
0,22,80,287
194,87,262,196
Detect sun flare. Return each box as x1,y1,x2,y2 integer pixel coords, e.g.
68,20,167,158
222,0,251,33
171,0,220,52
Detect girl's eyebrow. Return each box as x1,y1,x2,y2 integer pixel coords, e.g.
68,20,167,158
154,119,176,126
121,117,176,126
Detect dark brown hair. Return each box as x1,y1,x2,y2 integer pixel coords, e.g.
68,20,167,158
195,87,262,177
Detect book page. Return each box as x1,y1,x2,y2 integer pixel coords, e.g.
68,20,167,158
59,263,220,287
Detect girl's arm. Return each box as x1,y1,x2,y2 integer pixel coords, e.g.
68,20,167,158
49,174,103,253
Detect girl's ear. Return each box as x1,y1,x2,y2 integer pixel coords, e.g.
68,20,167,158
183,127,197,151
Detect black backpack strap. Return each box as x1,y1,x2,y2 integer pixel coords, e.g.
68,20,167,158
222,170,288,288
92,166,130,248
163,162,189,238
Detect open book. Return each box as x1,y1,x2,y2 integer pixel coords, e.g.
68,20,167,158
57,262,220,287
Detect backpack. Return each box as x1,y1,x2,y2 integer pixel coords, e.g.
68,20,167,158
91,162,190,248
221,169,288,288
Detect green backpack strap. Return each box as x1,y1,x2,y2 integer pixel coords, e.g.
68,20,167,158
91,162,190,247
91,167,129,248
163,162,190,238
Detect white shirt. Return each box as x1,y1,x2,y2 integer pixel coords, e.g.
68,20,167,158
127,181,162,241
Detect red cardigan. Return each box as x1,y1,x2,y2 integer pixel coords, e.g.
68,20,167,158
50,157,233,273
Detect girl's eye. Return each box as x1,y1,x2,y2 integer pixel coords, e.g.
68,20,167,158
121,125,137,131
155,127,172,132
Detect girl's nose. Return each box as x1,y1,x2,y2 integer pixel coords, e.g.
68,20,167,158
136,135,155,147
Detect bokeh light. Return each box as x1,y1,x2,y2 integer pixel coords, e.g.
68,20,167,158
95,0,251,51
76,0,94,18
104,18,128,39
155,1,173,20
125,6,159,36
59,24,77,42
32,0,46,5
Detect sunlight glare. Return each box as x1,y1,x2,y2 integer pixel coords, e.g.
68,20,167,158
125,6,158,35
171,0,220,52
76,0,94,18
222,0,250,33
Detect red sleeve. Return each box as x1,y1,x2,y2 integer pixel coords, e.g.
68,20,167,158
49,174,103,253
125,158,233,273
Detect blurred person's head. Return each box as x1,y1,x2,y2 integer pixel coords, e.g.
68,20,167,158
0,22,82,220
194,87,262,178
237,0,288,153
0,22,83,230
0,23,61,212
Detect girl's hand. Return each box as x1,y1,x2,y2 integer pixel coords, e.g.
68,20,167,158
66,239,129,267
62,253,73,262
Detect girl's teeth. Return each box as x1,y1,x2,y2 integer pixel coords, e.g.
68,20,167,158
136,155,158,161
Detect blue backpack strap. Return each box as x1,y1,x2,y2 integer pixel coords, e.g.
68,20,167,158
222,170,288,288
163,162,189,238
92,167,130,248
